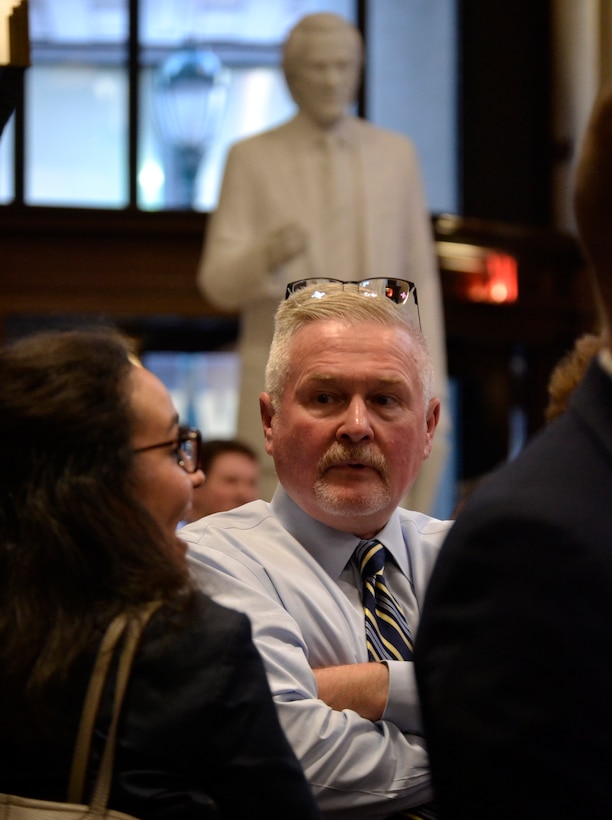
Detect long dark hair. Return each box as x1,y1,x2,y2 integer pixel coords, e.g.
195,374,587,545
0,328,193,724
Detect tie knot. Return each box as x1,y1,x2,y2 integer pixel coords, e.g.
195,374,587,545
355,539,385,579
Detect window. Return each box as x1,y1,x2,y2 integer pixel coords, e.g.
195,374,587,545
18,0,356,209
6,0,458,212
142,349,241,437
2,0,459,515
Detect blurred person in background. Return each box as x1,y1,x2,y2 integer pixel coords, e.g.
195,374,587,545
184,438,260,523
545,330,604,422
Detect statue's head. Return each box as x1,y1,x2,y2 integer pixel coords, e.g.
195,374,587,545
282,13,363,129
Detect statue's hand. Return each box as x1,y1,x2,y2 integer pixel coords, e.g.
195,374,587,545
265,223,308,270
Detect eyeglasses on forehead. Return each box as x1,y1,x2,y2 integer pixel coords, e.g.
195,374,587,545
284,277,421,329
133,425,202,474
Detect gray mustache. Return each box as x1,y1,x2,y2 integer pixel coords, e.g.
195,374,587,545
318,444,387,476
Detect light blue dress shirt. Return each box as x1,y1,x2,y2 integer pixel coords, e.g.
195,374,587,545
183,486,452,819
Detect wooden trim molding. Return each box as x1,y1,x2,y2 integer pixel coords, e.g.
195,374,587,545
0,204,592,476
0,205,220,319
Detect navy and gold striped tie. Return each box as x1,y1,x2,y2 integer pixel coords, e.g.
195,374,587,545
355,539,414,662
356,539,437,820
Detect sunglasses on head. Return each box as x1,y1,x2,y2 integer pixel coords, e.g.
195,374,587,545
284,278,421,329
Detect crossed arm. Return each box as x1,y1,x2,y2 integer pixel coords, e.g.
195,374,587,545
313,661,389,720
185,544,431,817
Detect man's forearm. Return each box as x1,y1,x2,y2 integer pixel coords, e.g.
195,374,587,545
314,661,389,720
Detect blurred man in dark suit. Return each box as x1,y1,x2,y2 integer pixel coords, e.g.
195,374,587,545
415,83,612,819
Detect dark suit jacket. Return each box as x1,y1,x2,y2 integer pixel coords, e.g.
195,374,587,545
415,360,612,818
1,593,322,820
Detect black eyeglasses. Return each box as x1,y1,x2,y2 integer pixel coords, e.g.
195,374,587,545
133,425,202,474
285,277,421,329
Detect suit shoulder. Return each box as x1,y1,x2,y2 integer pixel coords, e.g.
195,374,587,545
355,117,416,150
145,593,252,670
226,120,294,156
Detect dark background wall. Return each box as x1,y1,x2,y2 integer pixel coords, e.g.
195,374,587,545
458,0,553,226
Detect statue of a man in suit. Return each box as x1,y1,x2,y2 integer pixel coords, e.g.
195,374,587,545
197,12,449,511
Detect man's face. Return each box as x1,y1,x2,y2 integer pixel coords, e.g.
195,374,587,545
190,451,260,520
288,30,361,129
260,319,439,538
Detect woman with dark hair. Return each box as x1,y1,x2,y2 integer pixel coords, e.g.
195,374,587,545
0,328,322,820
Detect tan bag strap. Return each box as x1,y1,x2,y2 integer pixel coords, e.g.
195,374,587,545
67,601,163,813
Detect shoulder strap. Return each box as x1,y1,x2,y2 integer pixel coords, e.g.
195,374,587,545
67,601,163,811
67,612,130,803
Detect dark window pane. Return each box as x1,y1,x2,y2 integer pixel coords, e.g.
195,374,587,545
0,112,14,203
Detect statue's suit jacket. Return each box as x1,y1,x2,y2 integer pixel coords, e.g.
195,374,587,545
198,113,449,510
415,359,612,818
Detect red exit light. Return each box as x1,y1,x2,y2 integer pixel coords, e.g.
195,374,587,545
437,242,519,304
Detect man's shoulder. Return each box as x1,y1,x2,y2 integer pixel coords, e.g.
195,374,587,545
227,118,297,156
397,507,453,537
397,508,453,567
395,509,453,597
182,503,288,596
181,500,274,545
349,117,416,150
182,500,315,573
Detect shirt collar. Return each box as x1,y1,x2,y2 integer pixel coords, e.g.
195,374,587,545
270,485,408,580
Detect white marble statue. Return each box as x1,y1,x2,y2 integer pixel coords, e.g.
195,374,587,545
197,12,450,512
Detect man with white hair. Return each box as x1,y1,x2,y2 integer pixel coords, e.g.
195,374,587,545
184,281,450,818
